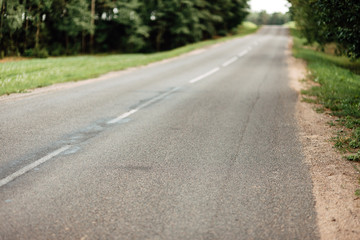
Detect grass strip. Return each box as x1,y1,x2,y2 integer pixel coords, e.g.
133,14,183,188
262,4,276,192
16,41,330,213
291,28,360,161
0,22,257,96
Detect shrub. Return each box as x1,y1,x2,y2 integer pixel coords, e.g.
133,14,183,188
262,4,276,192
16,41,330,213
23,48,49,58
34,48,49,58
23,49,34,57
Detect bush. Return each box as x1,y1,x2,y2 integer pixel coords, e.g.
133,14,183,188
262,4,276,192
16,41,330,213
49,43,66,56
23,48,49,58
23,49,34,57
34,48,49,58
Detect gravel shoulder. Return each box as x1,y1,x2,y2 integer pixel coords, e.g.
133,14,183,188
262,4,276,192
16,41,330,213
287,39,360,240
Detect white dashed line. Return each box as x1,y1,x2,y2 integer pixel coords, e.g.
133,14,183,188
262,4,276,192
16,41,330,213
107,109,138,124
238,50,249,57
1,87,182,187
138,87,180,109
108,87,180,124
222,56,238,67
1,43,259,187
0,145,71,188
189,67,220,84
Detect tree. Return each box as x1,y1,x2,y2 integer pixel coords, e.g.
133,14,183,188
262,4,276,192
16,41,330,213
90,0,95,52
314,0,360,59
94,0,149,52
246,11,289,25
141,0,202,51
0,0,250,56
0,0,24,56
27,0,53,50
142,0,249,51
51,0,93,54
289,0,360,59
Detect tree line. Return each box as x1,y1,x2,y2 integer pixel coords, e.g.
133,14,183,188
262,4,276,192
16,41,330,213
246,11,290,26
0,0,249,58
289,0,360,59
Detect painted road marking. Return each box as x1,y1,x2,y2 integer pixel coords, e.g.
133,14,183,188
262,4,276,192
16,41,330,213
135,87,180,109
189,67,220,84
107,109,138,124
238,50,249,58
222,56,238,67
0,145,70,188
1,43,257,187
108,87,180,124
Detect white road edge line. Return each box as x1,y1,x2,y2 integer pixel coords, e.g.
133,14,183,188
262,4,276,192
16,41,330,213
189,67,220,84
108,87,180,124
0,145,71,188
222,56,238,67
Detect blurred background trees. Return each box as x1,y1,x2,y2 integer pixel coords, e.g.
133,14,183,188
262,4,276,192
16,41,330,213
289,0,360,59
246,11,290,26
0,0,249,57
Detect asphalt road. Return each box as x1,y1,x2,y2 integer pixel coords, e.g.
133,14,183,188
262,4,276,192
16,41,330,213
0,26,319,239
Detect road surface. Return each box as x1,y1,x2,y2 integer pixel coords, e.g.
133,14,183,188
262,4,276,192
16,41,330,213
0,26,318,239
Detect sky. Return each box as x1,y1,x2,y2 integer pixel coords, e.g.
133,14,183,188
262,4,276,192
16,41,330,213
249,0,290,13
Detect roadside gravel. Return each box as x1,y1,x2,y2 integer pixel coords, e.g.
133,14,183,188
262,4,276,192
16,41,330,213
288,39,360,240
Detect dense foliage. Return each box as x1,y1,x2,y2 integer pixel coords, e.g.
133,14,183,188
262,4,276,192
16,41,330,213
246,11,290,26
289,0,360,59
291,27,360,160
0,0,249,57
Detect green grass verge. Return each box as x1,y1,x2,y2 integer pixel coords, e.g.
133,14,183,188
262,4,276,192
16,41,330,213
291,28,360,161
0,22,258,96
283,21,296,28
